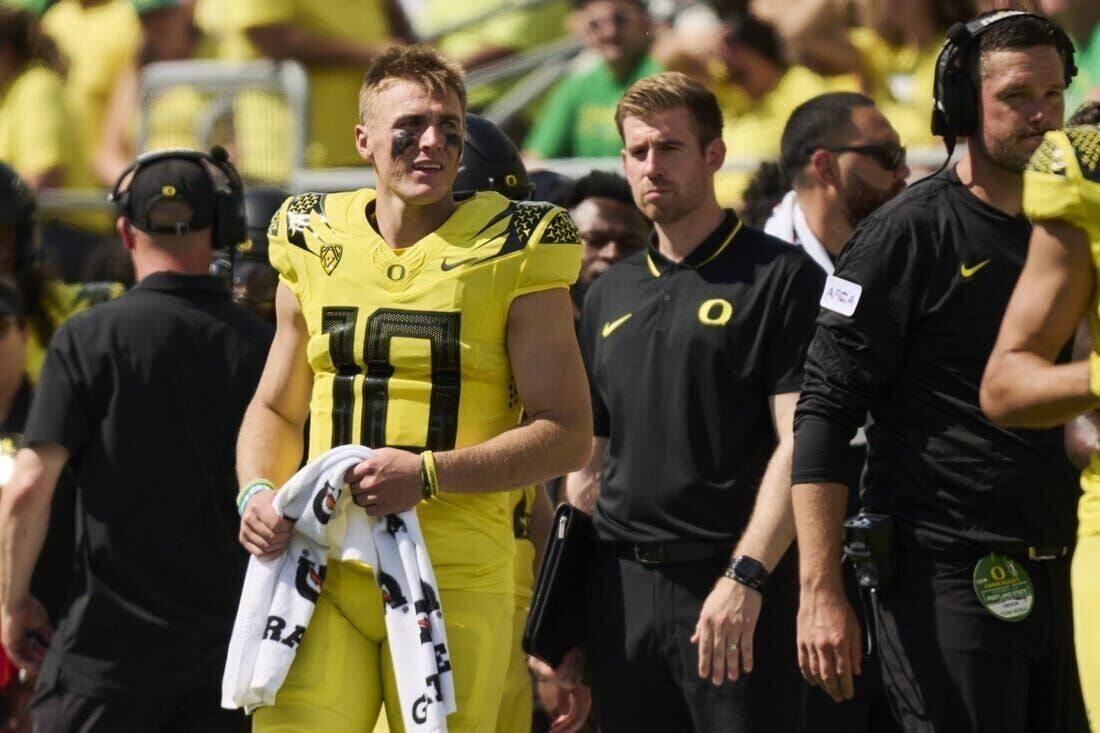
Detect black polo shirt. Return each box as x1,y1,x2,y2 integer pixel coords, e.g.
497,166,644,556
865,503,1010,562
580,211,823,546
23,272,272,697
792,168,1078,550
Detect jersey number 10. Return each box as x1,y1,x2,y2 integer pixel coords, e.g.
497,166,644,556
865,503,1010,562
322,306,461,452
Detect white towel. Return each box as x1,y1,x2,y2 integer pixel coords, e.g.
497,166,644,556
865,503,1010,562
221,445,456,732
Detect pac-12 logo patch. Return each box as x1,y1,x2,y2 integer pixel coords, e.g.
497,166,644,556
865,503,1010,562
321,244,343,275
820,275,862,317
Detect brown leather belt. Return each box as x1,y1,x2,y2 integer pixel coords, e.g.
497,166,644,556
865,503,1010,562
613,541,733,565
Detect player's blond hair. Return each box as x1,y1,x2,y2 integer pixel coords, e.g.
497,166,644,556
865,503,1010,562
615,72,724,148
358,45,467,124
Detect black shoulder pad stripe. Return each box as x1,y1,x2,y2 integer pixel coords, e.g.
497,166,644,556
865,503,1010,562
1065,127,1100,183
1027,136,1067,177
466,201,554,267
539,210,580,245
284,193,327,251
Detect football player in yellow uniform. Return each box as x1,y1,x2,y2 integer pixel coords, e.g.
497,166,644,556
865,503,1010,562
234,45,592,732
981,122,1100,728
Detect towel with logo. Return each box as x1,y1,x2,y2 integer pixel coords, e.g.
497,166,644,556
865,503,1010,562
221,444,456,732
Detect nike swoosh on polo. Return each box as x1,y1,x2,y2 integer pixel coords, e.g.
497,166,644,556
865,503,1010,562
960,259,991,278
601,313,633,338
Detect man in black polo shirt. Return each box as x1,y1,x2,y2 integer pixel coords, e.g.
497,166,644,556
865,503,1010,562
0,152,272,732
556,71,822,731
791,11,1088,731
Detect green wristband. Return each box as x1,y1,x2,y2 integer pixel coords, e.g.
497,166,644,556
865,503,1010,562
237,479,275,516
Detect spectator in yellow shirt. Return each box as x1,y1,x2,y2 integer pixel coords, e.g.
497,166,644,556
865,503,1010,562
231,0,412,169
714,12,846,206
416,0,570,110
40,0,141,188
756,0,974,147
0,6,76,192
95,0,208,186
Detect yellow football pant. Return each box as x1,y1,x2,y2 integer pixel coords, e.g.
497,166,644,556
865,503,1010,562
493,602,533,733
1073,534,1100,729
254,561,512,733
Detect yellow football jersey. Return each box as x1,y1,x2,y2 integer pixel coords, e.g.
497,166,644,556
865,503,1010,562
268,189,581,592
1024,125,1100,538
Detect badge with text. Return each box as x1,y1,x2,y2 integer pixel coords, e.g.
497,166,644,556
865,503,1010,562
972,553,1034,622
820,275,862,317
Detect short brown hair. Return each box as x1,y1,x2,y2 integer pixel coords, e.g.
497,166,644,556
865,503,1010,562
359,45,467,125
615,72,724,147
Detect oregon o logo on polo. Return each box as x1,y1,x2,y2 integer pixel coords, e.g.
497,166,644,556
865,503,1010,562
387,263,406,281
505,174,518,188
697,298,733,326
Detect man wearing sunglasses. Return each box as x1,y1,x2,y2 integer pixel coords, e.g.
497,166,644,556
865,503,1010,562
761,92,909,274
754,91,907,733
791,11,1089,731
524,0,662,160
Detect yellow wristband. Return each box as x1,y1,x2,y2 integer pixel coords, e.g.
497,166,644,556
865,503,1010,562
1089,352,1100,398
421,450,440,499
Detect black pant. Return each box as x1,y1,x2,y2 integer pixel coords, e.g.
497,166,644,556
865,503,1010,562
30,652,248,733
875,539,1088,733
802,559,900,733
585,544,802,732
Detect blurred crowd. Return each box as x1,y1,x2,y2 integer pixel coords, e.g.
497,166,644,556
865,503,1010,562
0,0,1097,286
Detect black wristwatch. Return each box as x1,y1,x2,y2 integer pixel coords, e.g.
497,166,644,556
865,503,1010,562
724,555,769,592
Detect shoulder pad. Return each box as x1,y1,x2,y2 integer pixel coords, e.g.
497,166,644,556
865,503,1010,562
507,200,579,246
1065,126,1100,183
1028,133,1069,177
283,192,328,250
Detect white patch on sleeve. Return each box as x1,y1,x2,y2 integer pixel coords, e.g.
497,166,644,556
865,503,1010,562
820,275,863,317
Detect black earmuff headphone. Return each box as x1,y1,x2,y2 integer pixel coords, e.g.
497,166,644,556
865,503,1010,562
931,10,1077,155
109,146,247,253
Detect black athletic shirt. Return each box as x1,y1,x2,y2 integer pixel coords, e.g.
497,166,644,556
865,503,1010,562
581,211,823,546
24,273,272,696
792,168,1078,550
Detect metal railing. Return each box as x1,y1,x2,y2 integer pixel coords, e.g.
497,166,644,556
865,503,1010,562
40,146,961,214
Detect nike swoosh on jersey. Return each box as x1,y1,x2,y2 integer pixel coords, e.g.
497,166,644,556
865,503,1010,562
601,313,633,337
440,256,482,271
960,259,992,278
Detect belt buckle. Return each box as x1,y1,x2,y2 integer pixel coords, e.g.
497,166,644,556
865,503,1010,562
1027,546,1063,561
633,544,666,565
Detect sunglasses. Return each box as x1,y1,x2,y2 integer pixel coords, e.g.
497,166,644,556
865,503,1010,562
824,143,907,171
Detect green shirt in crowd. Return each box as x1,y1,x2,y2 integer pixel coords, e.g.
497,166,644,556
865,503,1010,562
525,53,663,159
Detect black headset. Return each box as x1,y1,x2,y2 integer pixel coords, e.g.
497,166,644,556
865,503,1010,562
109,146,247,252
931,10,1077,154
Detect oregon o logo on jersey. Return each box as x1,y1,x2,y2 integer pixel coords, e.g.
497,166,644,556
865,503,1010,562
698,298,733,326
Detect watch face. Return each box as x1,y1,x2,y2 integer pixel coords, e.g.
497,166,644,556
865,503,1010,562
732,556,768,585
